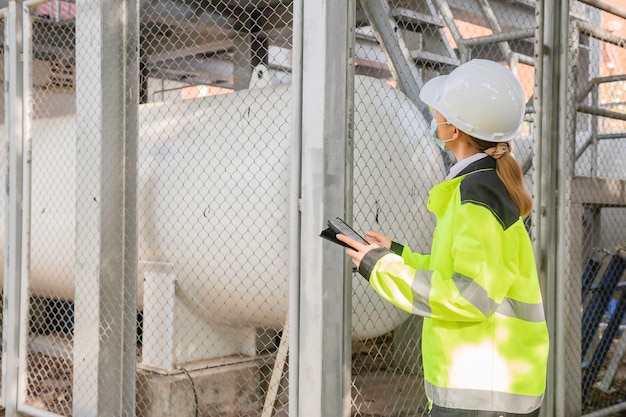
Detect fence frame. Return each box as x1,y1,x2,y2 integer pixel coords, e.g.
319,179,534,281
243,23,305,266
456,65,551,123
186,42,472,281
295,2,355,417
2,1,626,416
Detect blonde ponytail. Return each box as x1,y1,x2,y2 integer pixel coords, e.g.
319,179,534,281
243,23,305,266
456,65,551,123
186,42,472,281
495,152,533,217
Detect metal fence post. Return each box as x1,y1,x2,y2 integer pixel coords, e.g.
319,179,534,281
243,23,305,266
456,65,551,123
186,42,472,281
73,0,139,415
296,1,354,416
535,0,579,416
2,2,28,416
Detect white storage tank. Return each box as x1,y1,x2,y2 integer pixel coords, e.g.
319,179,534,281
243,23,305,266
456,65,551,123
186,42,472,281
1,75,443,365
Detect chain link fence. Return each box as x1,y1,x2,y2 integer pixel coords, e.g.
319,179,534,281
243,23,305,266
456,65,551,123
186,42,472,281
7,1,296,416
1,1,626,417
135,3,293,417
24,2,76,414
572,2,626,416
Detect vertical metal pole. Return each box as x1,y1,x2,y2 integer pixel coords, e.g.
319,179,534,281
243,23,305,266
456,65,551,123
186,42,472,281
591,85,599,177
289,0,304,417
0,12,6,411
562,19,584,417
73,0,138,415
535,0,573,416
345,2,356,414
298,1,354,416
122,0,140,412
16,1,32,412
1,2,26,416
289,1,303,415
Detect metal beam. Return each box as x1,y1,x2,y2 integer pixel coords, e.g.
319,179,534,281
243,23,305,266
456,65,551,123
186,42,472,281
461,28,536,46
577,20,626,48
572,177,626,206
359,0,429,119
476,0,515,68
578,0,626,20
431,0,469,61
577,74,626,103
578,104,626,122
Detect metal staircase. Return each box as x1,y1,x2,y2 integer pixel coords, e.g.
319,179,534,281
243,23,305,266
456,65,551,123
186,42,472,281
358,0,537,111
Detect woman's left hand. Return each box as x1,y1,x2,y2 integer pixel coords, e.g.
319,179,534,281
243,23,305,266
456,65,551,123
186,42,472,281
336,234,380,269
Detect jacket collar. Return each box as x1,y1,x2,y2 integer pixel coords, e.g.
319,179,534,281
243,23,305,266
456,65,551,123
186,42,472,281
427,155,496,217
454,154,496,177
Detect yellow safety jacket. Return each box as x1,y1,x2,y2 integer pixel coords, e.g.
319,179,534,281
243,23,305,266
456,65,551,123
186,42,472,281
359,156,549,414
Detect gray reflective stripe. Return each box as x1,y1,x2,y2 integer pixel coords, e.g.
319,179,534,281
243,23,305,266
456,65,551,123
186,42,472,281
495,298,545,322
425,381,543,414
411,269,433,317
452,273,546,322
452,273,497,317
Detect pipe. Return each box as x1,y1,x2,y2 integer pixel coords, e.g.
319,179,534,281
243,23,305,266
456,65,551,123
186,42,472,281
581,398,626,417
578,104,626,121
577,75,626,103
461,28,536,47
578,0,626,20
18,404,64,417
598,131,626,139
577,20,626,48
261,319,289,417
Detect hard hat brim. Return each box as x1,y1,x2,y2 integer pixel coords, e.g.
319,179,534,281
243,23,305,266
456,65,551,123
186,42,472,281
418,75,448,114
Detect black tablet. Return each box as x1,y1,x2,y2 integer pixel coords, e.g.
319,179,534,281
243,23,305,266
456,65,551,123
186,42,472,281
320,217,368,249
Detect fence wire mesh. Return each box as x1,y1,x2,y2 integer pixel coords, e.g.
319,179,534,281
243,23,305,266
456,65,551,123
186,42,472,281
135,3,293,416
15,1,294,417
573,2,626,416
2,1,626,417
19,1,76,415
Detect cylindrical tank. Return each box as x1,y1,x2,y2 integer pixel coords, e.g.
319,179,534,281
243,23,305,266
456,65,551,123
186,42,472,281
2,75,443,341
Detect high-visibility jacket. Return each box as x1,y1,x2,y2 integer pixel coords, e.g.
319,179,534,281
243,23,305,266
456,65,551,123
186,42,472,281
359,156,549,414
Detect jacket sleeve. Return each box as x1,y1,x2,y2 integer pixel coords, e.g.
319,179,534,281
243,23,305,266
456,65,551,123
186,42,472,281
391,241,431,270
361,202,521,322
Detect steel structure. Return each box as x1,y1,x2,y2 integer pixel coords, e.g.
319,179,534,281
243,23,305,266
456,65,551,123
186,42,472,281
0,1,625,417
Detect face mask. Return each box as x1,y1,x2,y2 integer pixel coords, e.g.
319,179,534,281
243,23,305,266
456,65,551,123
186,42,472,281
430,118,456,150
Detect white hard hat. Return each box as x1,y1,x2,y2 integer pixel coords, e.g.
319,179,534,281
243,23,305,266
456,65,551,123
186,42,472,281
418,59,526,142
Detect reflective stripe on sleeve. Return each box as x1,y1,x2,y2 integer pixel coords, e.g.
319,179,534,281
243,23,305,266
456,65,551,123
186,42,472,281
452,273,546,322
411,269,433,317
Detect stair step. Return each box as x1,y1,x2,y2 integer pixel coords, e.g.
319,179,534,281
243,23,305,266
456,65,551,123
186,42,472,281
391,7,444,32
409,49,460,68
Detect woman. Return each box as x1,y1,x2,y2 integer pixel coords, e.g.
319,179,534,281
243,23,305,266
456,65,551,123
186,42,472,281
338,59,549,417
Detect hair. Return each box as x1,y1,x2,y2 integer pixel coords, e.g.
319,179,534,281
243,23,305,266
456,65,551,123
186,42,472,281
466,135,533,218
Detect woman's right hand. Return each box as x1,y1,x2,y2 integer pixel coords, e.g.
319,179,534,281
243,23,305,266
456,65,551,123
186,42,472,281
364,231,391,249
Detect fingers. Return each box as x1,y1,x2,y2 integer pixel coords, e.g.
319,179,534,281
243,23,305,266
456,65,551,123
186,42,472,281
344,247,362,268
365,231,385,242
365,231,391,249
337,234,364,268
336,233,363,250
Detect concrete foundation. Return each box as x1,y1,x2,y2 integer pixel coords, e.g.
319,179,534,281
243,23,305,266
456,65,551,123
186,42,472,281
136,357,267,417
